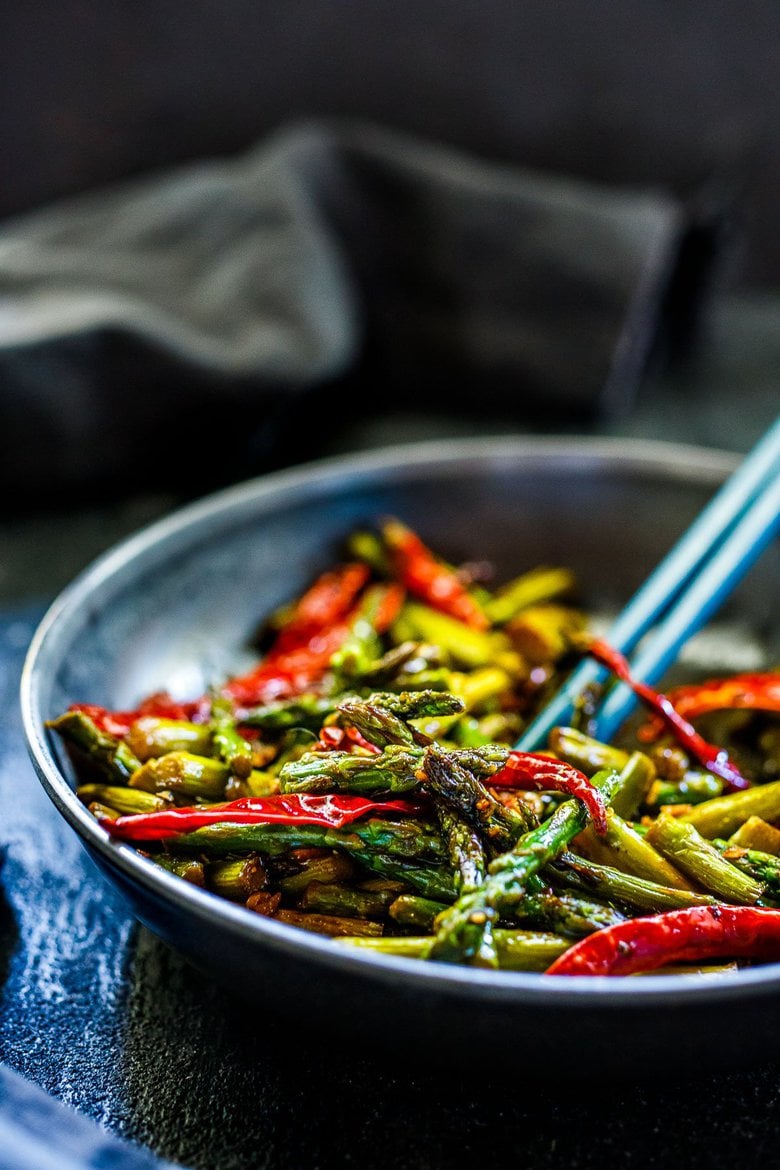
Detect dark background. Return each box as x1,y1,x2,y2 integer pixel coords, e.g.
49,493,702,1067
2,0,779,289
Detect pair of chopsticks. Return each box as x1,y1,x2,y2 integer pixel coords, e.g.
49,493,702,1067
516,416,780,752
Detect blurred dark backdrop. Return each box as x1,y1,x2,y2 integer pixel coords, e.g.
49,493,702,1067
2,0,778,288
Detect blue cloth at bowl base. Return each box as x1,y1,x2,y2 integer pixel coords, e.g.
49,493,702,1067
0,1064,183,1170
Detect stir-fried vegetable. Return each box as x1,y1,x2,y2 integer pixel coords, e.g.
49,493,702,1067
48,517,780,975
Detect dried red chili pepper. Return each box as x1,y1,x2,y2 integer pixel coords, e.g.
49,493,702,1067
545,904,780,976
271,562,370,654
316,725,382,754
223,623,353,707
489,750,608,834
102,793,422,841
222,571,401,710
637,671,780,741
586,637,750,792
381,518,489,630
69,693,204,738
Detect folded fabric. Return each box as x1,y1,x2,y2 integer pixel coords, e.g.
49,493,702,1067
0,118,721,497
0,1063,182,1170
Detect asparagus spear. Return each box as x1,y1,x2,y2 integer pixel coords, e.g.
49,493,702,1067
272,909,384,937
208,698,255,778
338,930,572,971
299,881,396,919
48,710,142,784
241,694,338,734
483,566,578,625
277,852,356,894
645,773,725,809
388,894,448,931
712,840,780,902
549,851,718,913
391,601,508,670
129,751,230,800
506,886,625,937
335,698,430,749
645,812,764,903
77,783,172,816
547,726,630,775
678,779,780,839
424,769,622,967
434,803,486,893
207,854,269,901
328,582,388,684
421,741,535,852
152,855,206,885
728,816,780,855
352,852,457,901
279,745,424,796
504,604,585,666
165,816,445,864
278,741,512,797
574,806,693,891
125,716,212,761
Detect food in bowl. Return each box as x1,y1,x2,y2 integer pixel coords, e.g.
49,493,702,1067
47,516,780,977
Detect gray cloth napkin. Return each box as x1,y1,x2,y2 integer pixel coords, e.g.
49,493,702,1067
0,118,711,498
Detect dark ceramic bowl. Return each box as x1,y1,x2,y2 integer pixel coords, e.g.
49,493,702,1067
20,436,780,1076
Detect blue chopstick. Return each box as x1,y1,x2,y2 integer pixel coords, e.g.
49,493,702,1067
515,416,780,752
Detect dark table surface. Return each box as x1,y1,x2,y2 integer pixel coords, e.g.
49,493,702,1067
1,288,779,1169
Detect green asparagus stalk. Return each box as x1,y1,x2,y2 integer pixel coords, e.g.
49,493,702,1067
207,854,269,901
483,566,578,625
391,601,508,669
129,751,230,799
77,783,172,815
343,641,445,690
273,909,383,937
277,852,356,894
278,740,514,797
125,716,212,761
422,741,534,852
335,701,420,748
388,894,448,931
434,803,486,893
548,851,718,913
547,726,630,776
645,773,725,808
424,769,622,967
208,698,255,778
605,751,657,820
299,881,396,919
329,583,389,684
338,930,572,971
343,528,390,575
241,694,338,734
505,887,625,937
279,745,423,795
712,840,780,902
48,710,142,784
574,806,693,891
645,812,764,903
352,852,457,901
727,816,780,855
679,779,780,839
504,604,585,666
166,816,445,864
153,855,206,886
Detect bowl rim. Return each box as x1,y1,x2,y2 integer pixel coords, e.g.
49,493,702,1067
20,432,780,1008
